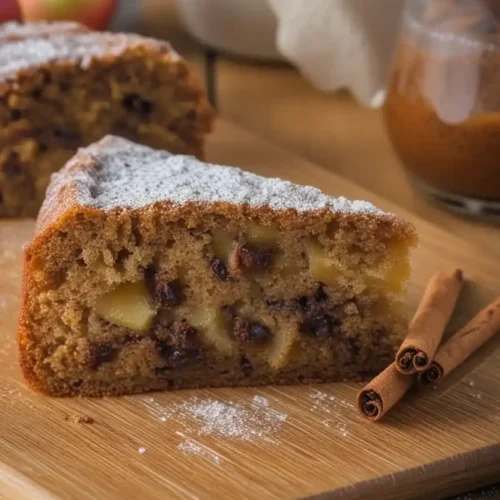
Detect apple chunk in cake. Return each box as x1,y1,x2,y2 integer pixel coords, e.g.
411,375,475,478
18,136,417,396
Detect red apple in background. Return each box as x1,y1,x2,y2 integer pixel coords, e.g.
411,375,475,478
0,0,22,23
19,0,118,30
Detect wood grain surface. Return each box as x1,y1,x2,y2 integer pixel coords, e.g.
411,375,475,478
0,120,499,500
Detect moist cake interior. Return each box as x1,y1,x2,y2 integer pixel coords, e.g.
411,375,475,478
19,137,417,396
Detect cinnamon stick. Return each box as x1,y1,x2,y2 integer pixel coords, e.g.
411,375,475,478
357,364,416,421
419,296,500,386
395,269,464,374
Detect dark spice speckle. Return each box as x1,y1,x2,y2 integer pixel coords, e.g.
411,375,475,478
88,343,116,369
300,314,339,338
10,108,21,121
240,356,253,376
3,152,21,177
233,316,270,343
210,258,229,281
162,280,183,306
239,244,273,270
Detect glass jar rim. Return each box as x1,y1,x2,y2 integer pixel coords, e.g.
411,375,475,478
405,0,500,52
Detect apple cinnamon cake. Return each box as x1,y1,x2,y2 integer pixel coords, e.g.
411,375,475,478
0,22,214,217
18,136,417,397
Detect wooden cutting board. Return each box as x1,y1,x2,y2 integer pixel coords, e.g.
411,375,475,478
0,120,499,500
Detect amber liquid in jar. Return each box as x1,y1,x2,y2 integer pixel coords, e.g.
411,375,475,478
384,0,500,217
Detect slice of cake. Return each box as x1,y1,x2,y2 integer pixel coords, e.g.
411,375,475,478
18,136,418,397
0,22,214,217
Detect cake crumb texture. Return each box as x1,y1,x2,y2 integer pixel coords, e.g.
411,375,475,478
19,137,417,397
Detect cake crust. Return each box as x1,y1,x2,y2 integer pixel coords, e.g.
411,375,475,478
34,136,414,236
19,137,417,397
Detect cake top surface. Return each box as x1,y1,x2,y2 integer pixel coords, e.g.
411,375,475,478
0,21,87,41
0,29,176,79
46,136,397,221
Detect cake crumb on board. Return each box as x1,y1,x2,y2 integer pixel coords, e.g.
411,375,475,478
65,414,95,424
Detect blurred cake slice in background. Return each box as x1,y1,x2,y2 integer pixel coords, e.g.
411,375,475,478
0,22,215,217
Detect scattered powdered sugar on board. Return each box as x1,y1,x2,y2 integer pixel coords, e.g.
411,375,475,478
177,437,222,465
138,395,287,444
0,383,37,411
138,447,147,455
454,485,500,500
309,389,354,438
184,398,287,442
0,335,16,364
138,395,175,421
461,382,486,401
252,395,270,407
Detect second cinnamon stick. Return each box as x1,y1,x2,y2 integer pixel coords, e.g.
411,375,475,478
419,296,500,386
357,363,416,421
395,269,464,374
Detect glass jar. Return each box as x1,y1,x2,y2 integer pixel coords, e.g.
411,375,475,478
384,0,500,218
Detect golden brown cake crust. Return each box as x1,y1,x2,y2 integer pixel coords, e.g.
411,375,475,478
0,22,215,217
33,136,415,240
19,137,417,397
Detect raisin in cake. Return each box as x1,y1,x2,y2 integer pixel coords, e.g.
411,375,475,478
18,136,418,397
0,22,214,217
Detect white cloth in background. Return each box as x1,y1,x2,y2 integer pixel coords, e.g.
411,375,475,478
178,0,282,60
268,0,404,107
177,0,404,107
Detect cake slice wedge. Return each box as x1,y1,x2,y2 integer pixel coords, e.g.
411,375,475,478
18,136,418,396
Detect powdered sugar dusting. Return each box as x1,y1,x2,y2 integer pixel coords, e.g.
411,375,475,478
138,395,288,444
0,32,175,80
186,398,287,442
140,395,173,421
462,380,486,402
0,21,86,41
309,389,354,437
54,136,390,218
0,383,36,411
252,395,270,407
454,485,500,500
177,437,222,465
